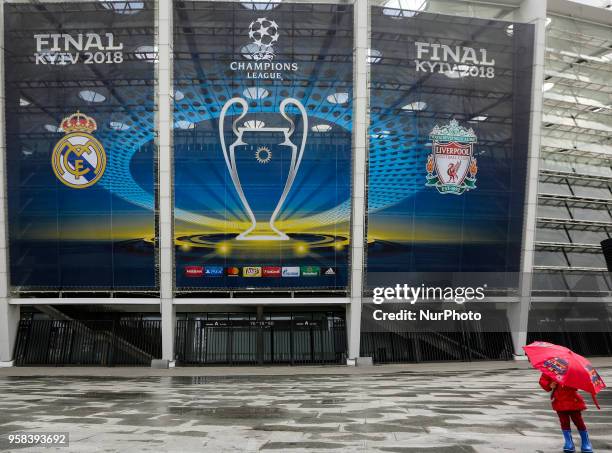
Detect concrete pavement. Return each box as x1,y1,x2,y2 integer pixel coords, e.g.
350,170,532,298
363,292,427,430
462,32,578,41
0,361,611,452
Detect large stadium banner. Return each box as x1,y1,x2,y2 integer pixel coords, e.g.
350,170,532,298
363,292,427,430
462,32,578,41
4,2,157,290
366,7,534,291
174,2,353,291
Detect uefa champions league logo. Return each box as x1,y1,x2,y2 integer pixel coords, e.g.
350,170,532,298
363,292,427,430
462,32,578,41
219,97,308,241
230,17,298,79
247,17,279,61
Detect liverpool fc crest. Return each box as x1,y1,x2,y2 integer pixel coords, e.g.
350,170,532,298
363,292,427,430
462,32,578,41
51,111,106,189
425,119,478,195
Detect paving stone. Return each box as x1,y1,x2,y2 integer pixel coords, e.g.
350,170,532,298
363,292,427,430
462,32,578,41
0,365,611,452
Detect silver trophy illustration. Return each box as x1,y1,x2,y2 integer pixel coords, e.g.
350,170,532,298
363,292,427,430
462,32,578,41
219,97,308,240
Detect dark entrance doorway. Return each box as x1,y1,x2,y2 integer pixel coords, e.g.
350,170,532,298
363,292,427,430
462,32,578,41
175,312,346,365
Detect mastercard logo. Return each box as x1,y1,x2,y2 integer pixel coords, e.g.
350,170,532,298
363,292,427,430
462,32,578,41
226,267,240,276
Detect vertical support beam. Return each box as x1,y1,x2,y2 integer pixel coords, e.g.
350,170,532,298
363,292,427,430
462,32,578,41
256,305,264,365
157,0,175,363
0,304,18,366
510,0,547,357
0,1,18,366
347,0,369,361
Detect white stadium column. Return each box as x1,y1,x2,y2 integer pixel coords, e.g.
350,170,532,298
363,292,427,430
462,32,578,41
0,1,19,367
157,0,176,364
509,0,547,358
347,0,370,362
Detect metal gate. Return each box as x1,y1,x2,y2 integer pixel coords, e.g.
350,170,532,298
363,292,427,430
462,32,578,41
528,310,612,356
361,310,515,364
361,331,514,363
175,317,346,365
14,319,161,366
527,331,612,356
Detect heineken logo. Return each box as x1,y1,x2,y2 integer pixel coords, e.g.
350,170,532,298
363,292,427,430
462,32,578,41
425,119,478,195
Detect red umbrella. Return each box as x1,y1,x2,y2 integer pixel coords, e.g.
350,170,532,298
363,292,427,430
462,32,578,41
523,341,606,409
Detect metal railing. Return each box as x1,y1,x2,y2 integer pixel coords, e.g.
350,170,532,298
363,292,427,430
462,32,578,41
361,331,514,363
361,310,515,365
14,319,161,366
14,316,517,366
527,331,612,357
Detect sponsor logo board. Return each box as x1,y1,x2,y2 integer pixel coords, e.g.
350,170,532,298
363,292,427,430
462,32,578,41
262,266,281,277
281,266,300,277
204,266,224,277
323,267,337,276
184,266,203,277
226,266,240,277
300,266,320,277
243,266,262,277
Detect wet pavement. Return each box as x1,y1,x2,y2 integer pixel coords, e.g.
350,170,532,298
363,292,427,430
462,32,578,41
0,364,611,452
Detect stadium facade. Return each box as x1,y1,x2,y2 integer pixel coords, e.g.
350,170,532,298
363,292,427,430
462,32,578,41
0,0,611,367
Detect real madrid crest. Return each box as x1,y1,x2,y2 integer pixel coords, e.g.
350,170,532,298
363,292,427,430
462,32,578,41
425,119,478,195
51,111,106,189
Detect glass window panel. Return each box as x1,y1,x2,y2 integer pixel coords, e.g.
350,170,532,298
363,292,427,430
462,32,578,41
568,230,607,245
538,204,571,219
574,162,612,177
536,227,569,243
418,0,514,21
570,184,610,199
543,7,612,287
566,252,605,268
564,273,610,293
534,250,568,267
532,272,568,292
541,158,573,172
570,207,611,222
539,181,572,196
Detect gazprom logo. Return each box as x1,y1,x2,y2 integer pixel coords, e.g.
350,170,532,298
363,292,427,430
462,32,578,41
282,266,300,277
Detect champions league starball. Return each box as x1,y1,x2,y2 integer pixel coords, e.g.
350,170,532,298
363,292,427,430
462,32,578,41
248,17,279,60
